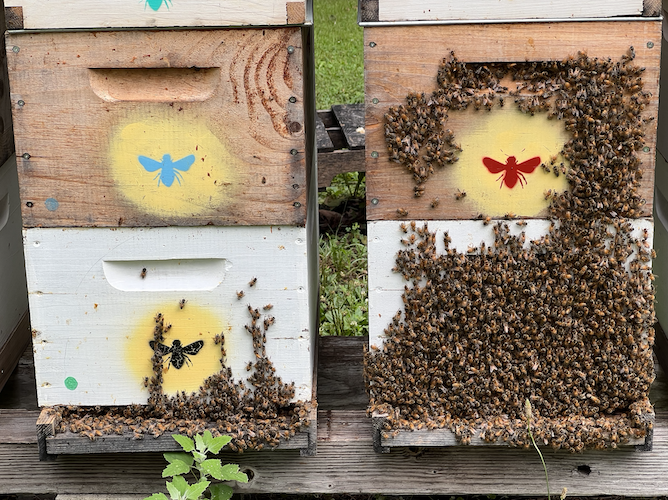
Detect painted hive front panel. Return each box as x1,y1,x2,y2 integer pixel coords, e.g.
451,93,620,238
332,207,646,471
359,0,647,23
25,226,313,409
7,28,306,227
364,22,659,450
4,0,307,29
365,22,659,221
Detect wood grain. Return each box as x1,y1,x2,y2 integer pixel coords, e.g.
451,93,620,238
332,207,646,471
2,337,668,494
3,0,308,29
6,410,668,495
364,22,661,221
7,28,308,227
365,0,644,22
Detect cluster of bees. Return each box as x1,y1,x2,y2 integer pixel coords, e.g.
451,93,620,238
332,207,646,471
368,50,656,450
51,297,312,451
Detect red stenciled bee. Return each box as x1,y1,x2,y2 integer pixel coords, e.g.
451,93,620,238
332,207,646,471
482,155,542,189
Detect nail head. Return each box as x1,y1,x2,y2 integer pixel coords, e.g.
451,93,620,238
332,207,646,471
371,198,379,205
287,45,295,54
12,46,19,53
371,151,379,158
647,41,655,49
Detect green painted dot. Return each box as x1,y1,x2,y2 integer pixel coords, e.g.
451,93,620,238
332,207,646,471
64,376,78,390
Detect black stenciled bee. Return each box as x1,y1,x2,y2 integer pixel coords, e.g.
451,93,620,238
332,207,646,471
149,339,204,369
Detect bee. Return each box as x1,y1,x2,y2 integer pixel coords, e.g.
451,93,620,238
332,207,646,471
249,277,258,287
148,339,204,369
430,197,440,209
455,189,466,200
140,268,147,279
263,303,274,310
237,290,245,300
397,208,408,217
179,299,187,309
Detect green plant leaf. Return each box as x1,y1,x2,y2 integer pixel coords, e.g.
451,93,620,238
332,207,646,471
163,452,194,467
172,434,195,452
192,451,207,463
166,480,182,500
144,493,169,500
207,435,232,454
209,483,234,500
163,460,192,478
184,479,210,500
220,464,249,483
198,459,225,480
195,433,206,453
202,430,213,447
171,476,189,493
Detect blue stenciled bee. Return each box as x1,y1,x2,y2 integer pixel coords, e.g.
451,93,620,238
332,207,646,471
144,0,171,12
138,154,195,187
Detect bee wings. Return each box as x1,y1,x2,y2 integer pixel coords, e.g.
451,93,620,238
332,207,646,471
138,156,164,173
172,154,195,173
149,340,172,356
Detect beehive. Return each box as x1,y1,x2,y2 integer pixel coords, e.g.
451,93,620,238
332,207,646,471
0,1,27,394
6,1,317,454
361,3,660,451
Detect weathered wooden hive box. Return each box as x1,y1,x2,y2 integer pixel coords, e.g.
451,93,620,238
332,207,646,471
5,0,317,455
0,2,28,394
360,0,661,452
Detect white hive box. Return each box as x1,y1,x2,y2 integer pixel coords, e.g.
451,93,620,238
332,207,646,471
25,226,313,407
4,0,308,29
358,0,653,23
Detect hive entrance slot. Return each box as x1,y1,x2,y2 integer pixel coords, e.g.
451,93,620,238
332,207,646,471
102,258,228,291
88,67,220,102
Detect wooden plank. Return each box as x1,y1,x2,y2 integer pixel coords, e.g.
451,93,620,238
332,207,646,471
364,22,660,221
362,0,645,23
332,104,366,150
317,150,365,189
0,409,40,443
372,412,649,450
3,0,308,29
6,409,668,495
6,28,308,227
24,226,314,406
44,417,310,456
315,112,334,152
317,336,368,410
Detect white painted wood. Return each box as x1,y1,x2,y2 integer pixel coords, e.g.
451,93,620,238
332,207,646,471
5,0,307,29
0,155,28,348
375,0,643,22
368,219,654,347
24,226,313,406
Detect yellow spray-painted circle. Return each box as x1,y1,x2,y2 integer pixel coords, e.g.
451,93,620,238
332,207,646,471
109,116,237,217
453,106,570,217
125,303,231,396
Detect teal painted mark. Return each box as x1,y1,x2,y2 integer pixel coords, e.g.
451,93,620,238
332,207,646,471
138,154,195,187
64,376,78,390
145,0,172,11
44,197,59,211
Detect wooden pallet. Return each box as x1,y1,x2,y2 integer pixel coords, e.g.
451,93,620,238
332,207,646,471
3,337,668,495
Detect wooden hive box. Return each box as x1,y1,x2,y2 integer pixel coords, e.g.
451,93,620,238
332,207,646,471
0,1,25,394
5,3,319,456
0,155,29,393
361,7,661,452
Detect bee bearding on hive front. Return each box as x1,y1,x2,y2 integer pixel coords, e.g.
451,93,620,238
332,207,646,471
366,48,656,451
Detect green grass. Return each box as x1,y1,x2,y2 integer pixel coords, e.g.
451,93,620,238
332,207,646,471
314,0,364,109
319,223,368,337
315,0,367,336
